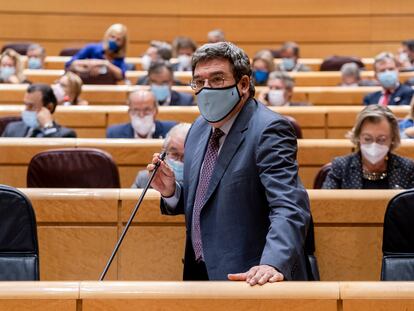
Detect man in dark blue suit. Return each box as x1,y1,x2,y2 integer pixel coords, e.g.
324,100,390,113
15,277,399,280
363,52,414,106
147,61,194,106
148,42,310,284
106,89,176,139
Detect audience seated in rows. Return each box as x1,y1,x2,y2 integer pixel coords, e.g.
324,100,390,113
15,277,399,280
274,42,311,72
171,36,197,72
132,122,190,188
340,62,377,87
137,61,194,105
364,52,414,106
322,105,414,189
2,83,76,138
258,71,309,106
65,23,128,81
251,49,274,86
399,97,414,139
140,40,173,71
51,71,88,106
0,48,28,84
106,89,176,139
26,44,46,70
207,29,226,43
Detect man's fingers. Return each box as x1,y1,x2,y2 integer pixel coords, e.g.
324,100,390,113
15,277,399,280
269,272,284,283
257,272,273,285
227,273,247,281
245,266,259,282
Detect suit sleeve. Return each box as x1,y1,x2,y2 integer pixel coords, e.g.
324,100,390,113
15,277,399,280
363,94,370,105
256,118,310,279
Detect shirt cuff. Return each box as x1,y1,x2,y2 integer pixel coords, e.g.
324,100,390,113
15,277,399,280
162,182,181,209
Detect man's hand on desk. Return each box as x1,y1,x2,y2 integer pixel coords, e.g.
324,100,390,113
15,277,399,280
228,264,284,286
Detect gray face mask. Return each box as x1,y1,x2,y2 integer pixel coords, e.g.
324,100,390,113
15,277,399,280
196,84,241,123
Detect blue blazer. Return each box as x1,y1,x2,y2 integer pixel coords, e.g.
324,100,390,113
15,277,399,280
161,98,310,280
363,84,414,106
106,120,177,138
170,90,194,106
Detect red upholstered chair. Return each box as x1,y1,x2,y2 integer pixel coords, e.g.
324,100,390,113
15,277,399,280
320,55,365,71
313,162,332,189
1,42,33,55
284,115,303,139
27,148,121,188
0,116,21,136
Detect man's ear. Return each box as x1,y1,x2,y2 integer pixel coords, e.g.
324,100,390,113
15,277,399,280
239,75,250,95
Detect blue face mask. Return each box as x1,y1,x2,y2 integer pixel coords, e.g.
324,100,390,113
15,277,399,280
108,40,120,53
377,70,398,89
196,84,241,123
282,58,295,71
253,70,269,84
28,57,42,69
151,84,170,102
167,158,184,182
21,110,39,129
0,66,16,81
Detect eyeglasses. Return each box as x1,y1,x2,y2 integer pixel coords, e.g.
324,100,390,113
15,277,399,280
359,134,390,145
190,75,226,91
166,151,184,162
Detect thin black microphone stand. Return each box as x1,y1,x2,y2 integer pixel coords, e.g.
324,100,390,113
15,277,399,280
99,151,167,281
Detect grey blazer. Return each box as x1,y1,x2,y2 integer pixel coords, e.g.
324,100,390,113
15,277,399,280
2,121,76,138
161,98,310,281
322,152,414,189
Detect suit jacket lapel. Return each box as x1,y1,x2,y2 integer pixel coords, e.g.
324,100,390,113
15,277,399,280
202,99,255,207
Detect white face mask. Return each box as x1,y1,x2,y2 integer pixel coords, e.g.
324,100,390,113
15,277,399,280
131,114,154,137
141,54,152,71
360,143,389,165
267,89,286,106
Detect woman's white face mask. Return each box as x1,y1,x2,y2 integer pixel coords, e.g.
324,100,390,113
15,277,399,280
360,143,389,165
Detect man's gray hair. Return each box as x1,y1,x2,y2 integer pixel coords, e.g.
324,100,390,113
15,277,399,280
163,122,191,149
150,40,172,60
191,42,255,97
374,52,396,72
268,71,295,90
341,62,360,80
207,29,225,42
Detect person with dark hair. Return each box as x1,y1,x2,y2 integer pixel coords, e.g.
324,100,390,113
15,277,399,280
2,83,76,137
274,41,310,72
398,39,414,70
147,61,194,106
140,40,172,71
148,42,310,284
172,36,197,71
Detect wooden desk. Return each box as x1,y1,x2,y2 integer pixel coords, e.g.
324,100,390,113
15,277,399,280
11,188,404,281
1,138,414,188
33,56,375,71
23,68,414,87
0,105,410,139
0,84,391,106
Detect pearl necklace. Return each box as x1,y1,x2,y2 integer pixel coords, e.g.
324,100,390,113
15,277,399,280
362,169,388,181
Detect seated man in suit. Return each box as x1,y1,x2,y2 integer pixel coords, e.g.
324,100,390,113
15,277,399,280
363,52,414,106
274,42,310,72
132,122,191,188
147,61,194,106
2,83,76,137
106,89,176,139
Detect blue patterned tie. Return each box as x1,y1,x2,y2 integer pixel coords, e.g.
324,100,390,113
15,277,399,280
192,128,224,262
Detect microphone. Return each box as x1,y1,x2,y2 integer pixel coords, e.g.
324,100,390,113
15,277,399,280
99,151,167,281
